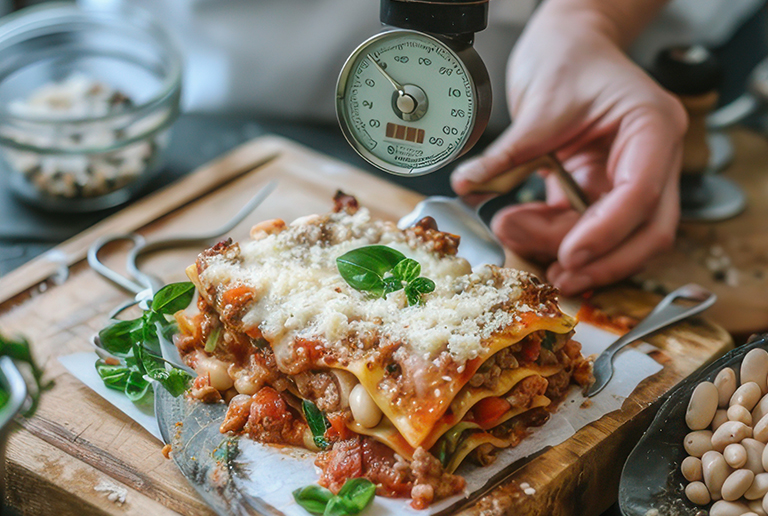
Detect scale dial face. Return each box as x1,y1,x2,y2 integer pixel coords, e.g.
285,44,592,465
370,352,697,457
336,29,490,176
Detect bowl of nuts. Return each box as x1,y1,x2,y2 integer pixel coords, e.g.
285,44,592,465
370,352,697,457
620,334,768,516
0,2,182,212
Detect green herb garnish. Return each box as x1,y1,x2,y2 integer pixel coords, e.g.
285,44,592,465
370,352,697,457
336,246,435,306
302,399,331,450
0,333,53,416
293,478,376,516
541,331,557,351
95,282,194,403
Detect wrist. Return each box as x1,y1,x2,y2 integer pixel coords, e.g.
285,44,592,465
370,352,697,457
533,0,667,49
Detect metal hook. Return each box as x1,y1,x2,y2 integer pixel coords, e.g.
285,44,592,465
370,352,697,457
87,234,146,295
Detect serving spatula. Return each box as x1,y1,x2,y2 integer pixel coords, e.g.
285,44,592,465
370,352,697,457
398,153,589,268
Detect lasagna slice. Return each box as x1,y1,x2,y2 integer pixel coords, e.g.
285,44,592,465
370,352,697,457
174,192,592,509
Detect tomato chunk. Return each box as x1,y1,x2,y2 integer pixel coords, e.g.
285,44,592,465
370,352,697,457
472,397,511,427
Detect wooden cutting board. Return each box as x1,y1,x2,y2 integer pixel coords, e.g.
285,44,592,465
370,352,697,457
0,136,732,516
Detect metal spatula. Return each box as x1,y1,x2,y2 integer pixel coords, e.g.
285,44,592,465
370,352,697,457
398,153,589,268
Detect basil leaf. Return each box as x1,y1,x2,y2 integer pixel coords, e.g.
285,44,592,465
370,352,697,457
98,319,141,357
151,282,196,315
302,400,330,450
156,368,192,398
382,277,403,296
293,485,334,515
124,371,152,402
204,326,222,353
410,277,435,294
392,258,420,283
336,246,405,293
335,478,376,513
135,344,191,397
404,284,421,306
95,359,132,390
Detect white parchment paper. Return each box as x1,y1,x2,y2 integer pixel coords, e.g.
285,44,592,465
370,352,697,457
60,322,663,515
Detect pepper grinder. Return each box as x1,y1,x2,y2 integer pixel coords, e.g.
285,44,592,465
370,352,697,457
652,46,746,221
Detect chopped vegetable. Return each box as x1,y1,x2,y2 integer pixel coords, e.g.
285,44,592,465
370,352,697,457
302,399,331,450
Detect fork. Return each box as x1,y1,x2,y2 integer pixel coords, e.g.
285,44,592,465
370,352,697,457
586,284,717,397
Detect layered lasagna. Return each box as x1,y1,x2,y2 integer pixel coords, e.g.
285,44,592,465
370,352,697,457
174,192,592,508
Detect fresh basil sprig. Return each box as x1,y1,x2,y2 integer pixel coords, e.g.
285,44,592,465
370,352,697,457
95,282,195,402
302,399,331,450
336,246,435,306
293,478,376,516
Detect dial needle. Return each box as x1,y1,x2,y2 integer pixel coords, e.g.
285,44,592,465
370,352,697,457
366,54,404,92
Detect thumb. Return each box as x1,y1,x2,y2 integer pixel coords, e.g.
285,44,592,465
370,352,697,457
450,107,576,196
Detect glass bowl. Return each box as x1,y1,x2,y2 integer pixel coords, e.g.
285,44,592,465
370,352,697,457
0,2,182,212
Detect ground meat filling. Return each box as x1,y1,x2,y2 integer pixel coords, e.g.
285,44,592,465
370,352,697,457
293,371,341,412
410,447,466,509
316,436,413,497
315,436,465,509
247,386,307,447
505,375,548,408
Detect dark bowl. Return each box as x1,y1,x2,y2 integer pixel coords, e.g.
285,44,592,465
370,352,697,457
619,334,768,516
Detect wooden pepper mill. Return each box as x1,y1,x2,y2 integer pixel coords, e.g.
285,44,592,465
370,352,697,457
652,46,746,221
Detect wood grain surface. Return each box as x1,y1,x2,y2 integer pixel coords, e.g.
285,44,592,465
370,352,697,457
638,127,768,337
0,136,733,516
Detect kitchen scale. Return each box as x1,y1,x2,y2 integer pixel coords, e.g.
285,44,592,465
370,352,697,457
336,0,491,176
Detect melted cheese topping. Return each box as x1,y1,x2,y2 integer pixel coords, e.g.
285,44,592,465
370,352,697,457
199,208,551,365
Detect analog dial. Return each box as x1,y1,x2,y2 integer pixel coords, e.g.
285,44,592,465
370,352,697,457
337,30,488,176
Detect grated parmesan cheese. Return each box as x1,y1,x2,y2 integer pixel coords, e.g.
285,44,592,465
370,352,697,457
200,208,546,364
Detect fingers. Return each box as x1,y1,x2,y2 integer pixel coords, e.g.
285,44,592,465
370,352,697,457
547,172,680,295
450,101,584,196
490,203,581,263
556,108,684,270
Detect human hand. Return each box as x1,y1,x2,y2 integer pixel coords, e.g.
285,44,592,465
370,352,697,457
451,5,687,296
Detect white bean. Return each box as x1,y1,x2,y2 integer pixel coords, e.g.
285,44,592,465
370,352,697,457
712,421,753,452
703,451,734,500
710,500,749,516
761,440,768,472
349,383,383,428
728,404,754,426
685,481,711,505
755,413,768,443
685,430,715,457
196,355,234,391
713,409,730,431
716,368,739,408
753,395,768,424
764,491,768,514
687,381,720,430
721,468,755,501
746,473,768,500
682,456,704,481
742,349,768,395
749,498,767,516
731,382,763,411
743,438,766,474
724,443,747,469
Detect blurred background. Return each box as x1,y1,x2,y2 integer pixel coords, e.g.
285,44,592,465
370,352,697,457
0,0,766,276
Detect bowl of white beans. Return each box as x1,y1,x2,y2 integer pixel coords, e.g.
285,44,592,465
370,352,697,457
0,2,182,212
621,335,768,516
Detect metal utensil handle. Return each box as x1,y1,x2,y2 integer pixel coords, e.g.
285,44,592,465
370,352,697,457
601,284,717,363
